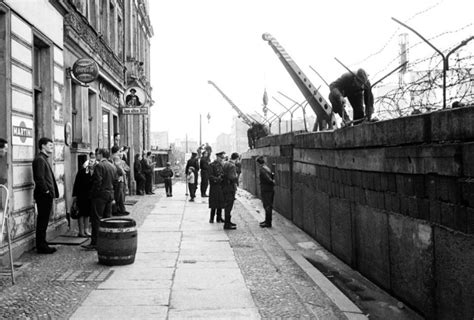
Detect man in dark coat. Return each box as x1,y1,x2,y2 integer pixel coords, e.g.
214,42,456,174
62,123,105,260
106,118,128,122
141,151,154,194
32,137,59,254
199,151,210,197
83,148,117,250
328,68,374,123
134,153,145,195
208,151,226,223
222,152,239,230
257,156,275,228
185,152,200,187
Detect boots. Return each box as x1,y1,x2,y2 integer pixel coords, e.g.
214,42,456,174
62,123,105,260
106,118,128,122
216,211,224,223
209,210,215,223
260,207,272,228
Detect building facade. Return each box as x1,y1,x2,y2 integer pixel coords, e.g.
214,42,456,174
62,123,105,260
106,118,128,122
0,0,153,263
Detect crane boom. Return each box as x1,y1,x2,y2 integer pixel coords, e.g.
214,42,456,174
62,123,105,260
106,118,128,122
208,80,254,127
262,33,336,129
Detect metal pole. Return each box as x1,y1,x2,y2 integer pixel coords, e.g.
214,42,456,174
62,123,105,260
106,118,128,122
199,114,202,146
391,17,447,109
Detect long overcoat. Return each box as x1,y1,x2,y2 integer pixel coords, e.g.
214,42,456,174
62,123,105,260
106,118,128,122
208,159,225,209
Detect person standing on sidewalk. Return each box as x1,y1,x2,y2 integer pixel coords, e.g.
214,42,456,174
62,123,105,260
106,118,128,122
222,152,239,230
84,148,117,250
185,152,200,193
112,154,129,216
143,151,155,195
134,153,145,195
257,156,275,228
72,152,96,237
32,137,59,254
160,162,174,197
208,151,226,223
187,167,196,201
0,137,8,185
199,151,210,197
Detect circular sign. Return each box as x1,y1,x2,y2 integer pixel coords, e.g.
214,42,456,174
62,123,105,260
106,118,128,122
124,86,147,107
72,58,99,83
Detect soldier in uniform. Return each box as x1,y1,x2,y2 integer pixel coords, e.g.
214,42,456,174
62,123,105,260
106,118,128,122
222,152,239,230
208,151,226,223
257,156,275,228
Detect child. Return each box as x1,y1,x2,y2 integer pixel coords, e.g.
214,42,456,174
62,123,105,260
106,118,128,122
187,167,196,201
160,162,174,197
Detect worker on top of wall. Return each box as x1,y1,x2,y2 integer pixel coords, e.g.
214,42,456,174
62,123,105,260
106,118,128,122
329,68,374,123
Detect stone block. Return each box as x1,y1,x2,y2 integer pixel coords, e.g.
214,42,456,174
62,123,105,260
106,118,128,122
387,173,397,193
429,201,441,224
468,207,474,234
440,202,456,230
434,226,474,319
431,107,474,143
366,190,385,210
354,205,390,290
425,174,437,200
314,191,331,250
461,180,474,207
292,181,304,229
463,142,474,176
274,186,291,220
330,198,353,266
388,213,435,318
417,198,430,221
302,187,316,238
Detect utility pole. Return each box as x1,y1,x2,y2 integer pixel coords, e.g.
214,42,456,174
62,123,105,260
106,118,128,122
199,114,202,146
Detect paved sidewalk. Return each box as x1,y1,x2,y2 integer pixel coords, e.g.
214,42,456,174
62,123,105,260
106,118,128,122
1,182,362,319
71,183,260,319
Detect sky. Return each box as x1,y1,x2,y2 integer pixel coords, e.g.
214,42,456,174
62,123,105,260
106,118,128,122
149,0,473,144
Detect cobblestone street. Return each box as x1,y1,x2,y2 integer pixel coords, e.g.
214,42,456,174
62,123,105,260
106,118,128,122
1,183,361,319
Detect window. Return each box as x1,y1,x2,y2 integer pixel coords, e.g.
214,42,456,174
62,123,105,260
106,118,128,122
118,14,123,59
88,90,96,146
100,0,107,36
71,82,82,143
89,0,97,30
109,2,115,50
102,109,110,149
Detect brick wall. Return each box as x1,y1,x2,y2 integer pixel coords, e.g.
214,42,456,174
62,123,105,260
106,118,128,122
241,107,474,319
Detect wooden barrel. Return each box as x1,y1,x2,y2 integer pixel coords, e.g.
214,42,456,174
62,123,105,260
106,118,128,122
97,217,137,266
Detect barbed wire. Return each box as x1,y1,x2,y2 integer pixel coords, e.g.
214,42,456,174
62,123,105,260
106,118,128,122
350,0,445,67
371,21,474,79
373,48,473,119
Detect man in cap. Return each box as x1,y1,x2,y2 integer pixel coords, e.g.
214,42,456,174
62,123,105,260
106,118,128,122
257,156,275,228
185,151,200,188
222,152,239,230
125,88,142,106
329,68,374,123
208,151,226,223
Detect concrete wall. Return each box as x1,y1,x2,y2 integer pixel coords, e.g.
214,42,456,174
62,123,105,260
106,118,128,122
241,107,474,320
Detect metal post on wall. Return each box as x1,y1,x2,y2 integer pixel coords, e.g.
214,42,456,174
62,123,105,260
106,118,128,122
0,185,15,284
392,17,474,109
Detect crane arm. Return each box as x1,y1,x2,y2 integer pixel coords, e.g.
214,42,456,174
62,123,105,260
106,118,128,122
208,80,254,127
262,33,336,129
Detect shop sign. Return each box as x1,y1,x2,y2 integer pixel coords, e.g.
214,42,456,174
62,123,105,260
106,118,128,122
13,122,33,143
72,58,99,83
122,107,148,115
124,86,147,107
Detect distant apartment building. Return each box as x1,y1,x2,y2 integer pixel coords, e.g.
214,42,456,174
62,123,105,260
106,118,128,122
150,131,169,149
